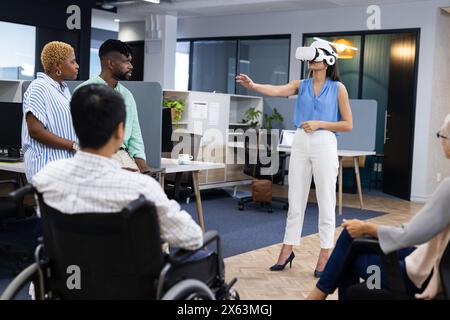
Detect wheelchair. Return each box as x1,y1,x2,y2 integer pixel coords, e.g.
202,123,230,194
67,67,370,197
1,185,239,300
344,237,450,300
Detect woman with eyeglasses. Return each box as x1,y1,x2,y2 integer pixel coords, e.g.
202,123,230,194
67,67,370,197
307,114,450,300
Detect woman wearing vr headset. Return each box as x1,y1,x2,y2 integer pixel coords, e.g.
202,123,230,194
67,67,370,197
236,40,353,277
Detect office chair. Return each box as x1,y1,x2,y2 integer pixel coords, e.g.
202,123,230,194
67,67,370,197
164,132,202,202
1,185,239,300
0,180,35,274
343,237,450,300
237,131,289,213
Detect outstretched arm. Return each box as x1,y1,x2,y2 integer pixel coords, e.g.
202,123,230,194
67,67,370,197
236,73,300,97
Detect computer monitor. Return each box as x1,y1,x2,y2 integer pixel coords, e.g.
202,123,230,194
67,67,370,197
161,108,174,153
0,102,23,157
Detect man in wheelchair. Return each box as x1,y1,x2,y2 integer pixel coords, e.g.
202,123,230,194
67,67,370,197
2,84,237,300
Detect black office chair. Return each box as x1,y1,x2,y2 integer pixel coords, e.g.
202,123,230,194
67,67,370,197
343,237,450,300
1,185,239,300
164,132,202,202
0,180,35,274
237,130,289,213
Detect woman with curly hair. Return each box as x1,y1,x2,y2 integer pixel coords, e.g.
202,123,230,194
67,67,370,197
22,41,80,181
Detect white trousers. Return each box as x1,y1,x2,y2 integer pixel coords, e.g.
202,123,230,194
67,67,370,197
283,129,339,248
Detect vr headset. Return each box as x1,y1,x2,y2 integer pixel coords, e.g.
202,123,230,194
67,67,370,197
295,40,338,66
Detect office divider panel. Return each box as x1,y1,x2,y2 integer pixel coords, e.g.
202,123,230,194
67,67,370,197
22,80,163,169
337,99,377,152
263,97,377,152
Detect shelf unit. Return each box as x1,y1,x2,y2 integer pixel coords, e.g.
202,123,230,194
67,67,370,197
163,90,263,189
0,80,24,103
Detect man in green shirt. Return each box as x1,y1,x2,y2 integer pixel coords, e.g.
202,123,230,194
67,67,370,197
76,39,151,173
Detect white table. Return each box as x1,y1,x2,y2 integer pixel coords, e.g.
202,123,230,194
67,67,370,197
278,146,375,214
0,159,225,231
160,158,225,231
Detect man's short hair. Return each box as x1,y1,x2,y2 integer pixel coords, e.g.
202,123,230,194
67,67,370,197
99,39,133,60
71,84,126,149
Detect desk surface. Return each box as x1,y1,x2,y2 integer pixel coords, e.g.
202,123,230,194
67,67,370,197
228,142,375,157
0,159,226,175
278,145,375,156
0,161,25,173
160,158,225,174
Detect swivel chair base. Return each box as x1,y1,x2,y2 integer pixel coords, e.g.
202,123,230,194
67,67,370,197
238,197,288,213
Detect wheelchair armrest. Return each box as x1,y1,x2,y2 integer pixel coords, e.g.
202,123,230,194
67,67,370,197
168,230,221,264
349,237,406,296
8,184,35,219
351,237,384,255
9,184,35,203
202,230,220,247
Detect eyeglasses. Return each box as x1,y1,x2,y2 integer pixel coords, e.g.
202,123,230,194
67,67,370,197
436,131,449,140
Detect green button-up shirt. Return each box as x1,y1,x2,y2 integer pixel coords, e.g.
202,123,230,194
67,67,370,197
75,76,146,160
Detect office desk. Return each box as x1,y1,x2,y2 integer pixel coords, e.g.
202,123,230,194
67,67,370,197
228,143,375,213
0,162,25,174
160,158,225,231
0,159,225,231
278,146,375,214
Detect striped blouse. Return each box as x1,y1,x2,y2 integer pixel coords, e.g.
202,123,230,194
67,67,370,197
21,72,78,181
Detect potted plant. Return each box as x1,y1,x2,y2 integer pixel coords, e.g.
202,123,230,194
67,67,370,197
263,108,284,146
243,107,262,129
263,108,284,130
163,98,185,127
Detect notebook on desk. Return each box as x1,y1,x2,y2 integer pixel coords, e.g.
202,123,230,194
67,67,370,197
279,130,296,148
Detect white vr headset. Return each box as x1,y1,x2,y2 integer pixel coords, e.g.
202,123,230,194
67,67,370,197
295,40,338,66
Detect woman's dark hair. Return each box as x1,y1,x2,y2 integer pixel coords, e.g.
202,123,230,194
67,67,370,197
308,45,342,82
71,84,126,149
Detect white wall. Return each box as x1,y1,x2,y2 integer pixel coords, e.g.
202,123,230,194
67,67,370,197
178,0,450,202
91,8,119,32
427,9,450,196
119,21,145,42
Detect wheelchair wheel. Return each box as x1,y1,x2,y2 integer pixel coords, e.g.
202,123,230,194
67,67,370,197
161,279,215,300
228,288,240,300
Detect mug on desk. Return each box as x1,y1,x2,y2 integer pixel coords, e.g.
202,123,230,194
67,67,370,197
178,154,193,165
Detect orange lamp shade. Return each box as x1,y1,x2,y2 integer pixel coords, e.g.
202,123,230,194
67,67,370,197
334,38,357,59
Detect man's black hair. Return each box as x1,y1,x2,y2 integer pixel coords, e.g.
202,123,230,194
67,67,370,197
99,39,133,59
71,84,126,149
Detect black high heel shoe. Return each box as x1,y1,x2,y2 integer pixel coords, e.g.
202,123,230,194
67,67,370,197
269,252,295,271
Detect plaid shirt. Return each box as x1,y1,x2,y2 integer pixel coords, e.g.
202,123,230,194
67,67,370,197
32,151,203,250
